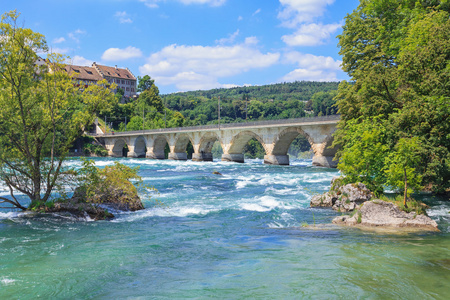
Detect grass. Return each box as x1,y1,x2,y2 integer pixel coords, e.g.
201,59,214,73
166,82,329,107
378,194,427,215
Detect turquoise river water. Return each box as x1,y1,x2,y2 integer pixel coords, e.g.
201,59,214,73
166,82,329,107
0,157,449,299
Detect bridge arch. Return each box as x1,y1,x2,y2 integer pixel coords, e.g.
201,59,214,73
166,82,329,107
132,136,147,158
198,132,221,153
151,135,169,159
222,130,267,163
173,133,193,153
193,132,221,162
228,130,267,155
169,133,193,160
111,138,129,157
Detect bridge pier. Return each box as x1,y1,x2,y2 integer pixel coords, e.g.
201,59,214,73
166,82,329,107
108,150,123,157
264,155,289,165
312,155,337,168
169,152,188,161
222,153,244,163
127,151,138,158
192,152,213,162
146,151,165,159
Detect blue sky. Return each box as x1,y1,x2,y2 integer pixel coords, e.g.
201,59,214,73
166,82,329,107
1,0,360,94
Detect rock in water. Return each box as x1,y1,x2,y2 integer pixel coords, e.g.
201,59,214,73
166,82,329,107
310,193,335,207
310,182,372,212
46,186,144,221
88,186,144,211
332,200,439,231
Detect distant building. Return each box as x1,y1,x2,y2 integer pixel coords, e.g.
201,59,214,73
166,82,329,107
92,63,137,99
64,62,138,101
65,65,103,87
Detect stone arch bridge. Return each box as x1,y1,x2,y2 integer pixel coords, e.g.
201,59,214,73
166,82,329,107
95,115,340,168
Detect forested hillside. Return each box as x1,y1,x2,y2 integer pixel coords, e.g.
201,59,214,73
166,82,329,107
162,81,339,126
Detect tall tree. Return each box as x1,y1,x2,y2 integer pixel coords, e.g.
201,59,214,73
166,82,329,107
137,75,155,93
0,11,115,210
334,0,450,194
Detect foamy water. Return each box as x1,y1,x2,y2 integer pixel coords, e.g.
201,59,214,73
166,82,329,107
0,157,449,299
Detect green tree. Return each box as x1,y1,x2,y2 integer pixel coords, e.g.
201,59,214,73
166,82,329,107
336,117,390,194
0,11,114,210
385,137,423,206
137,87,164,112
310,90,338,116
137,75,155,93
335,0,450,193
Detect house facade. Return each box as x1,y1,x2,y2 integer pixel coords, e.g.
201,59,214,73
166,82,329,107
65,62,137,100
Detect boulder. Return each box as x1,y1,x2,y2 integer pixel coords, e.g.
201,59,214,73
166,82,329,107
45,185,144,221
47,201,113,221
310,182,372,212
310,193,336,207
72,186,144,212
332,200,439,231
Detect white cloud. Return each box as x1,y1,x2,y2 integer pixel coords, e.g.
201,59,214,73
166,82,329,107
238,16,243,21
244,36,258,45
139,0,226,8
101,46,143,61
278,0,335,28
50,47,70,54
281,51,342,82
281,22,342,46
178,0,226,6
215,29,239,45
68,29,86,43
139,41,280,91
139,0,160,8
252,8,261,16
70,55,94,66
115,11,133,24
284,52,341,70
52,37,65,44
282,68,338,82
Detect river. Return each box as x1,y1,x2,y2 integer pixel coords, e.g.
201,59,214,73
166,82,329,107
0,157,449,299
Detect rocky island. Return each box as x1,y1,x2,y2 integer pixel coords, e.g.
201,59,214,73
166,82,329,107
311,178,439,231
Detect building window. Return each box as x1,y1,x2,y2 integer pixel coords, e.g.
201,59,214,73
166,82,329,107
126,87,129,91
122,80,125,84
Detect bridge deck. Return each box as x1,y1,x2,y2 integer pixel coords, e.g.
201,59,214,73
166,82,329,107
92,115,340,138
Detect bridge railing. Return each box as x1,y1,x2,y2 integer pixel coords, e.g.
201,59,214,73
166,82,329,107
89,114,340,137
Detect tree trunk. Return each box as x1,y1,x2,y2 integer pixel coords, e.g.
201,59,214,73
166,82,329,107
403,167,408,208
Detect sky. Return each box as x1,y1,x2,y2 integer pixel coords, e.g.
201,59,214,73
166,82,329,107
1,0,360,94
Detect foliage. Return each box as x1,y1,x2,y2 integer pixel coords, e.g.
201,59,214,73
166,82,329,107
384,137,423,205
308,90,338,116
161,81,340,126
76,159,143,204
244,138,266,159
83,143,108,157
335,1,450,195
336,117,390,194
378,194,426,215
137,75,155,93
0,11,115,210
